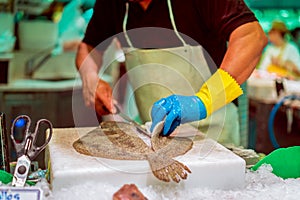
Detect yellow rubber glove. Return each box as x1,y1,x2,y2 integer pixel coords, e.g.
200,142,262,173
195,69,243,115
150,69,243,136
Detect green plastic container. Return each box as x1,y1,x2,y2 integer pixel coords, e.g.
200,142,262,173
252,146,300,179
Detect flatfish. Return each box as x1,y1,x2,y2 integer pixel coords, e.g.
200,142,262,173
73,121,193,183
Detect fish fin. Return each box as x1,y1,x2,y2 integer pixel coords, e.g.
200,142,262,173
147,153,191,183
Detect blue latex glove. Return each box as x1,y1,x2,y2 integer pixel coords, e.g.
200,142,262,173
150,95,207,136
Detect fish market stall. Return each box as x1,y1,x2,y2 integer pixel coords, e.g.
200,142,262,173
43,120,300,199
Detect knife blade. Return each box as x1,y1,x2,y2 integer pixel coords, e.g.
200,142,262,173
114,104,151,138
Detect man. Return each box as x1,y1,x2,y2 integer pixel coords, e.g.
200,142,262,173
76,0,267,144
258,20,300,79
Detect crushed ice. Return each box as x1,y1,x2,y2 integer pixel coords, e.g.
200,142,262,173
23,164,300,200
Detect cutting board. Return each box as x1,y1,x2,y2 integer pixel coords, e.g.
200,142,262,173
46,125,246,193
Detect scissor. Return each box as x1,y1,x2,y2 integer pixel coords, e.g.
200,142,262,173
10,115,53,187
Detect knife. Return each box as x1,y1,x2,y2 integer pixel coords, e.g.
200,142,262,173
114,104,151,138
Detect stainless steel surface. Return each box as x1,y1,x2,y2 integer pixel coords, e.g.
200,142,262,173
25,47,55,77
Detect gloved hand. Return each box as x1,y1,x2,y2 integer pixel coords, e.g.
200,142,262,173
251,146,300,179
150,95,207,136
150,69,243,137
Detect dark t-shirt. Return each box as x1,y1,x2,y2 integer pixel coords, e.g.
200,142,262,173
83,0,257,66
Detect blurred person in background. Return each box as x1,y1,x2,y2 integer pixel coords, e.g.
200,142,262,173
257,21,300,79
291,27,300,50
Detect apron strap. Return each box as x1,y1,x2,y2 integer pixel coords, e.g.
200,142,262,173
123,0,188,48
167,0,187,46
123,2,134,48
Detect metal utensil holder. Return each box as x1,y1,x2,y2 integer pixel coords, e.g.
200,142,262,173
0,112,10,172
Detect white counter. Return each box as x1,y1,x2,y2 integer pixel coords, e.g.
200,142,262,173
47,125,246,195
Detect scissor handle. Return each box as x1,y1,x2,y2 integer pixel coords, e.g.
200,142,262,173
28,118,53,160
10,115,31,157
10,115,53,160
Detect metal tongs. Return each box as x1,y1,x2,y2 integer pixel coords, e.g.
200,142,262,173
114,104,151,138
10,115,53,187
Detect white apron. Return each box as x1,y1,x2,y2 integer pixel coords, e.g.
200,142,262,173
122,0,240,146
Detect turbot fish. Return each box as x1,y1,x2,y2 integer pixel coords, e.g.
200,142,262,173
73,121,193,183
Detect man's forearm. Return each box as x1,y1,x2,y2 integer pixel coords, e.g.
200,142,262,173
194,22,267,115
220,21,268,84
76,42,103,78
75,42,107,108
